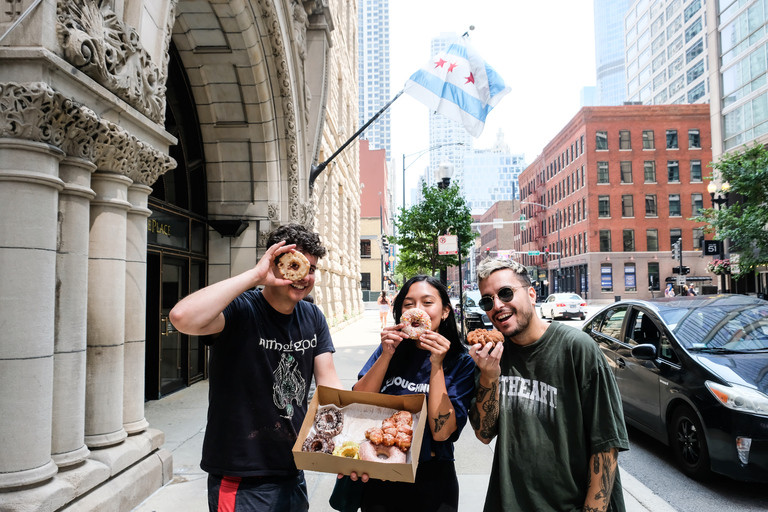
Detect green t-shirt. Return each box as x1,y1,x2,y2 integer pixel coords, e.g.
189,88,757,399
478,321,630,512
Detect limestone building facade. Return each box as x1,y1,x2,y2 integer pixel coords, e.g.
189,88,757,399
0,0,360,510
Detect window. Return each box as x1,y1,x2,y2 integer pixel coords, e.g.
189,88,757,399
597,161,609,183
668,160,680,182
688,129,701,148
653,71,667,91
642,130,655,149
687,60,704,84
690,160,702,181
361,272,371,291
670,228,682,249
625,263,637,292
622,195,635,217
599,196,611,217
666,130,678,148
647,229,659,251
685,38,703,63
621,161,633,183
620,130,631,149
693,227,704,250
600,265,614,293
668,55,684,77
652,33,666,54
652,52,667,73
668,35,684,57
596,131,608,150
600,230,612,252
669,74,685,95
685,17,702,43
669,194,681,216
692,193,703,215
687,82,706,103
684,0,701,22
651,13,665,36
646,194,658,216
361,239,371,258
654,89,668,104
644,161,657,182
648,262,661,290
624,229,636,252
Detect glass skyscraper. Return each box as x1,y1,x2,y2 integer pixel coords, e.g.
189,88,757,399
594,0,633,105
358,0,391,155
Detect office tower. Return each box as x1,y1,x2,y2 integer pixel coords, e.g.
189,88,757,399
462,130,526,215
594,0,633,105
624,0,708,106
358,0,391,155
580,86,598,107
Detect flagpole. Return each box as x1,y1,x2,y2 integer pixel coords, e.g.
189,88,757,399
309,89,404,189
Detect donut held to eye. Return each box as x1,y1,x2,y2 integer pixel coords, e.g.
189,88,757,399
400,308,431,339
277,251,310,281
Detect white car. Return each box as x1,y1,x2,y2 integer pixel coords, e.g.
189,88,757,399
540,293,588,320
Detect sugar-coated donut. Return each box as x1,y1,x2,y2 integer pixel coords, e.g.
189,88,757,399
467,328,504,347
359,441,406,464
401,308,431,339
314,406,344,436
277,251,310,281
302,432,334,454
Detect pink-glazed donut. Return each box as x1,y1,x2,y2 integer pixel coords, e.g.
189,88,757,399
401,308,431,339
359,441,407,464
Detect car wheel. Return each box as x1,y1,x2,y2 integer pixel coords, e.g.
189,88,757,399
670,404,711,480
540,307,546,318
580,314,586,320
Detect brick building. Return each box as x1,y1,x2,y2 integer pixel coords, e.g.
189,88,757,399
360,139,391,299
517,105,713,301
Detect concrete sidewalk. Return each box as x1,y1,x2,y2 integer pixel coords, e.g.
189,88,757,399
132,310,676,512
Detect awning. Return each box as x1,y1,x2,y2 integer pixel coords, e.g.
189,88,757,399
665,276,713,282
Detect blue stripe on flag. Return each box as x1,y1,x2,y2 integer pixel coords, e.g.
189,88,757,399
408,69,491,122
444,43,468,61
484,64,507,98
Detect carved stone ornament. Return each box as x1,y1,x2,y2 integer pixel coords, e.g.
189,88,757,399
0,81,176,185
268,203,279,220
55,0,168,124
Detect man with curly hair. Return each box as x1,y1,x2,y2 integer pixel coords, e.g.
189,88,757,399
468,258,629,512
170,223,342,512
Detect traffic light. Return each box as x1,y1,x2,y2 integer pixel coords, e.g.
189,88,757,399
485,247,491,257
544,247,549,263
672,239,681,260
672,266,691,275
381,235,389,253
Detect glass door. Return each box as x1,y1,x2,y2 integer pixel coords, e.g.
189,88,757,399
161,257,188,395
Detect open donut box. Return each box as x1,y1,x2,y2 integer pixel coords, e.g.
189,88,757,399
292,385,427,483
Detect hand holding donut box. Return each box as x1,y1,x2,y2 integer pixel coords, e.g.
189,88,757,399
292,385,428,483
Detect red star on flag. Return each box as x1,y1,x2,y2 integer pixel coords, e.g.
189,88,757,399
435,58,447,68
448,62,458,73
465,73,475,84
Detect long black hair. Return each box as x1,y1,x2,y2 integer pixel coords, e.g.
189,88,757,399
386,275,466,379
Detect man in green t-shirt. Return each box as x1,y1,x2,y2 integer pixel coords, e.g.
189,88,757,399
468,258,629,512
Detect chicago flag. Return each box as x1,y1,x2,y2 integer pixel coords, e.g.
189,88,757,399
404,36,511,137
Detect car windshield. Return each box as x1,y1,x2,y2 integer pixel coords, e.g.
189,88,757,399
559,294,583,301
657,296,768,351
465,292,480,308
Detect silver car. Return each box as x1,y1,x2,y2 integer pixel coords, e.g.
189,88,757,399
540,293,588,320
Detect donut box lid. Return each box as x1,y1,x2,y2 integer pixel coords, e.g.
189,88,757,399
292,385,427,483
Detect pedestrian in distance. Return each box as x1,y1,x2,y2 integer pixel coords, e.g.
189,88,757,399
665,283,676,297
169,223,342,512
341,275,476,512
687,284,697,296
377,290,391,329
468,258,629,512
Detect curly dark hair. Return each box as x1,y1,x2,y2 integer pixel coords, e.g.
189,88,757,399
267,223,327,259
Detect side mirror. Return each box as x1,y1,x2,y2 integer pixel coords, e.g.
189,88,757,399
631,344,657,360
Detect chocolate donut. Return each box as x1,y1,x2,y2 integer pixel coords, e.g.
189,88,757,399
401,308,431,339
302,432,334,454
314,406,344,436
359,441,407,464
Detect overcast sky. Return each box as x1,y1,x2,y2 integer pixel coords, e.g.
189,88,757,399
386,0,597,207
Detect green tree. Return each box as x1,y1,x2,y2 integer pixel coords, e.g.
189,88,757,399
697,143,768,277
392,182,473,279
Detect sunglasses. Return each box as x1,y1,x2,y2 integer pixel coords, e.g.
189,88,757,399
478,286,527,312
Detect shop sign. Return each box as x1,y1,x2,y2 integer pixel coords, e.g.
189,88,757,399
148,209,189,250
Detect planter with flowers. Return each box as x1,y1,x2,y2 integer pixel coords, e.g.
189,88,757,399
706,259,731,275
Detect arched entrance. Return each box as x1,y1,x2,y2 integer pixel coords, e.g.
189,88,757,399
145,42,209,399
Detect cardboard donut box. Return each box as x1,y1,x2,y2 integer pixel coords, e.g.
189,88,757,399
292,385,428,483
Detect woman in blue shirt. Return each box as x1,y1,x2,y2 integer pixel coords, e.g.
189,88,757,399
354,275,476,512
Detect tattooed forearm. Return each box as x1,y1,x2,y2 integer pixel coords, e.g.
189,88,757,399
433,411,451,432
584,449,619,512
470,381,499,440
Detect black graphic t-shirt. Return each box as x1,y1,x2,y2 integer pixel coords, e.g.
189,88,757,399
479,321,629,512
201,289,334,477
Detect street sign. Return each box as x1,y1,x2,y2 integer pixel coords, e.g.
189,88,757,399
703,240,722,256
438,235,458,255
527,251,540,256
493,218,504,229
676,276,686,286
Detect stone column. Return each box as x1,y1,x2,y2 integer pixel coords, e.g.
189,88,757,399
84,171,132,448
0,138,63,489
51,157,96,467
123,183,152,434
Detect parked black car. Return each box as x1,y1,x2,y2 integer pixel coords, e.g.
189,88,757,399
458,290,494,335
583,295,768,482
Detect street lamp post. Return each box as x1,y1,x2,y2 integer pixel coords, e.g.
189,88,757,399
707,181,730,293
402,143,465,209
520,201,562,292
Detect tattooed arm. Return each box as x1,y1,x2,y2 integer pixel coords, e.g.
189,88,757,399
468,342,503,444
583,448,619,512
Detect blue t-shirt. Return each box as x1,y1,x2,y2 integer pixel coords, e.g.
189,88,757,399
357,345,476,462
201,289,335,477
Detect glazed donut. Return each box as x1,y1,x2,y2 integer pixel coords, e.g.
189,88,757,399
391,410,413,426
332,441,360,459
314,406,344,436
302,432,334,454
401,308,431,339
277,251,310,281
359,441,407,464
467,328,504,347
